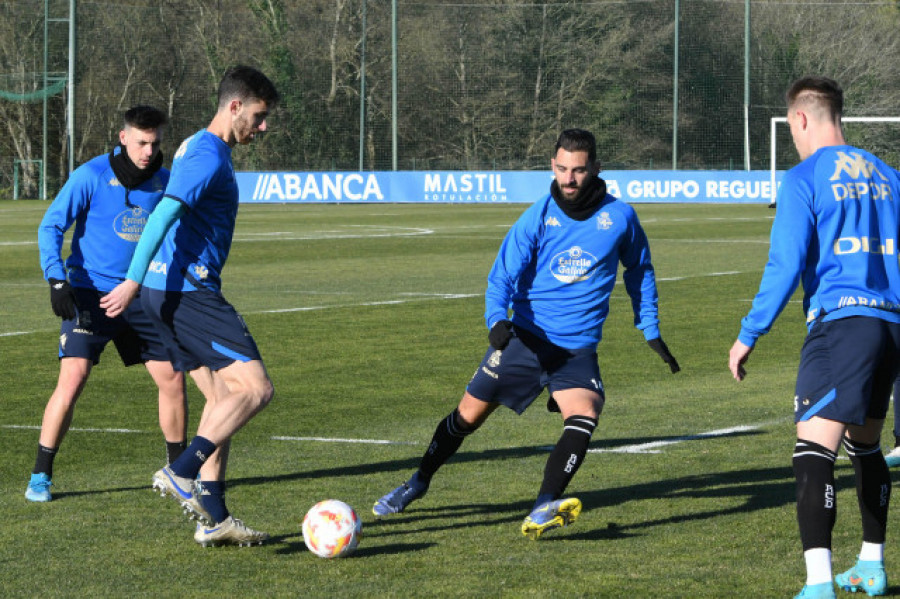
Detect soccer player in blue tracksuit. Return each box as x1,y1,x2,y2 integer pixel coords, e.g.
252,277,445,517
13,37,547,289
27,105,187,503
729,77,900,599
373,128,680,538
101,66,278,547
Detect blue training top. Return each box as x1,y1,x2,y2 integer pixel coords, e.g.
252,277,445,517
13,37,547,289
739,144,900,347
485,190,661,350
38,149,169,292
141,130,238,293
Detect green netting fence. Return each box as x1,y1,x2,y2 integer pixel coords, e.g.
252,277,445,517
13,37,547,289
0,0,899,198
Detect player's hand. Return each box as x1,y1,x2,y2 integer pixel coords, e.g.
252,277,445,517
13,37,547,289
488,320,514,350
728,339,752,381
647,337,680,373
48,278,77,320
99,280,140,318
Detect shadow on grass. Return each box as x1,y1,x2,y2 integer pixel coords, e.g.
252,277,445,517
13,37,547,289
342,464,861,543
49,427,878,548
44,428,765,501
48,485,151,500
230,427,766,487
269,533,435,557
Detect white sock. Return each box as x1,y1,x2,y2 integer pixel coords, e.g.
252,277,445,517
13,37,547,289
804,547,833,585
858,542,884,563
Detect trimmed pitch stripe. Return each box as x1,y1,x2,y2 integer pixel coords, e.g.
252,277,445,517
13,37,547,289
272,435,416,446
586,424,762,454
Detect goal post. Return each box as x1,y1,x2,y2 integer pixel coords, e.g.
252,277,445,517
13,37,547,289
769,116,900,204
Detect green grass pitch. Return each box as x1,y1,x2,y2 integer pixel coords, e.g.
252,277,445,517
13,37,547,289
0,200,892,597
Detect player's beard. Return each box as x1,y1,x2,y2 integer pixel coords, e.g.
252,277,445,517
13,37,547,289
234,114,257,144
550,176,607,221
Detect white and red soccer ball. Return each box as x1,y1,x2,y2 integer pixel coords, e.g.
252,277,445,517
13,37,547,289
302,499,361,558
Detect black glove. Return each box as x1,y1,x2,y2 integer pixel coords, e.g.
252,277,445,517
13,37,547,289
648,337,680,373
48,278,77,320
488,320,514,350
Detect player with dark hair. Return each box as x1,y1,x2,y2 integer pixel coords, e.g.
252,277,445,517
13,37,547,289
729,76,900,599
28,105,187,502
101,65,279,547
372,128,679,538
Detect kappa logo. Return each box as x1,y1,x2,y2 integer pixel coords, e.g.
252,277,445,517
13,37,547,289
545,216,561,227
60,333,67,350
596,212,613,230
830,151,889,182
109,177,122,187
488,350,502,367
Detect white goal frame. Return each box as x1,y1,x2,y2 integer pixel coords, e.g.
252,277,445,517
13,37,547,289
770,116,900,204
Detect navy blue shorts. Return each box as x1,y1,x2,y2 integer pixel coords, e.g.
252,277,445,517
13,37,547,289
140,286,263,372
58,286,169,366
466,325,604,415
794,316,900,425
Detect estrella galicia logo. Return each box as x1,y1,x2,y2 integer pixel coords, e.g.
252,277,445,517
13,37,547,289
550,246,597,283
113,206,149,242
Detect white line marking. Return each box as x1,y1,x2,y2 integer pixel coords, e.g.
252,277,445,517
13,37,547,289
654,238,769,244
3,424,146,434
272,435,416,446
658,270,742,282
587,424,763,454
3,424,414,445
3,422,785,454
1,331,30,337
640,216,774,224
234,225,434,241
257,293,478,314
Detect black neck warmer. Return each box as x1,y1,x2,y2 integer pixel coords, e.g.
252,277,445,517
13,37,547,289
550,175,607,221
109,144,163,190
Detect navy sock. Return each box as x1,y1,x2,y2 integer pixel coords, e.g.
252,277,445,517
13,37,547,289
418,409,475,481
170,436,216,479
793,439,837,550
33,444,58,478
843,438,891,544
198,480,230,524
536,415,597,508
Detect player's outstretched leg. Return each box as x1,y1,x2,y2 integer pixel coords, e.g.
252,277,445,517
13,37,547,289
521,497,582,539
25,473,53,503
152,466,213,526
835,558,887,596
194,516,269,547
793,582,836,599
372,471,429,516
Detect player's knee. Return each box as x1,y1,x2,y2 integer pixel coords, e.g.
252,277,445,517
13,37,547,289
50,381,85,409
451,408,479,434
248,378,274,410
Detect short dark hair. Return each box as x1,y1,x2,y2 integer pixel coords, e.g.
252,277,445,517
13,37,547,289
786,76,843,121
123,105,168,130
217,65,280,109
554,128,597,163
